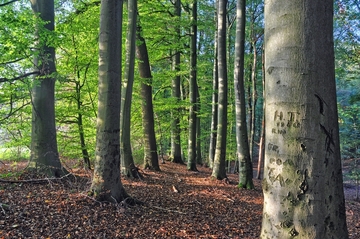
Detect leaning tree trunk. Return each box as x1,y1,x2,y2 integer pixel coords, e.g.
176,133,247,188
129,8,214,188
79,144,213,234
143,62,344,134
136,20,160,171
90,0,128,203
187,0,198,171
120,0,139,178
211,0,227,180
233,0,254,189
260,0,348,238
170,0,183,164
30,0,66,177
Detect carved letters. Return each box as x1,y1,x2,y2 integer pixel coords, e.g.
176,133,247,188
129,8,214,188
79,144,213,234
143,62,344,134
272,110,301,135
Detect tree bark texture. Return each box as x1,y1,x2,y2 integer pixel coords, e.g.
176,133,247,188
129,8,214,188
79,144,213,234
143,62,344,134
30,0,65,177
187,0,198,171
136,22,160,171
170,0,183,164
208,0,218,168
233,0,254,189
211,0,227,180
90,0,128,202
249,40,258,159
261,0,348,238
120,0,138,177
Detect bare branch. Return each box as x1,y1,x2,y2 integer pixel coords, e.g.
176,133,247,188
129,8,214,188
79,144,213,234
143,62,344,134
0,0,19,7
0,71,39,83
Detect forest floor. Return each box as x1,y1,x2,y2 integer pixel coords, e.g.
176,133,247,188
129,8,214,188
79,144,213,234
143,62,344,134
0,160,359,238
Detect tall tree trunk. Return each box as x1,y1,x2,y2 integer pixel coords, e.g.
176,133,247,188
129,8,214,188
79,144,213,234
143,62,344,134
211,0,227,180
120,0,139,178
261,0,348,238
196,85,202,165
136,20,160,171
170,0,183,164
187,0,198,171
249,39,257,159
256,46,265,180
208,0,219,168
233,0,254,189
30,0,65,177
90,0,128,203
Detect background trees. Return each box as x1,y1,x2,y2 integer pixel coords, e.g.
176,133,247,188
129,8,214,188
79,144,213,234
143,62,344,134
0,0,358,194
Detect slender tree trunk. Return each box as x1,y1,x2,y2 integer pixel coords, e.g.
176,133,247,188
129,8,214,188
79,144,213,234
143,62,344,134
187,0,198,171
120,0,140,178
77,111,91,170
74,77,91,170
170,0,183,164
256,46,265,180
208,0,218,168
90,0,128,203
261,0,348,237
249,40,257,159
30,0,66,177
136,20,160,171
211,0,227,180
196,85,202,165
233,0,254,189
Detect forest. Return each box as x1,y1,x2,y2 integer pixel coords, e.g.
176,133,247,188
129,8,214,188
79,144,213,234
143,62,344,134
0,0,359,238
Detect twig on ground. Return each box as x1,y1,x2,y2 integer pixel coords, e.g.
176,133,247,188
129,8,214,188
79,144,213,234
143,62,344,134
150,205,187,214
0,173,73,184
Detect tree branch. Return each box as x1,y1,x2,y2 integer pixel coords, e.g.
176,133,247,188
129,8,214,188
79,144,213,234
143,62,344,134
0,0,19,7
0,71,39,83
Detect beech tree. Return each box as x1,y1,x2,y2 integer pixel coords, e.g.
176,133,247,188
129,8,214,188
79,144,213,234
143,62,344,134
120,0,139,177
211,0,228,180
233,0,253,189
187,0,198,171
208,0,219,169
90,0,128,202
30,0,66,176
170,0,184,164
261,0,348,238
136,16,160,171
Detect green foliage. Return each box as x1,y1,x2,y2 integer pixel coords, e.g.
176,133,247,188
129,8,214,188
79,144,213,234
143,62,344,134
0,0,357,171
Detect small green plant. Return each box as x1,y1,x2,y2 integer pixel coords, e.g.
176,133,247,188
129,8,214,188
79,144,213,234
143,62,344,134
0,147,30,161
0,171,22,179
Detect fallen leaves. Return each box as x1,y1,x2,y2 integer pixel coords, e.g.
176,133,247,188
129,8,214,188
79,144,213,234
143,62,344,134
0,161,359,238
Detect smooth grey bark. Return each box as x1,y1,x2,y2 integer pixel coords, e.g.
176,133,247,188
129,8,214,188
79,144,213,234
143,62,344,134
211,0,227,180
187,0,198,171
120,0,139,178
261,0,348,238
30,0,65,176
208,0,218,168
233,0,254,189
136,21,160,171
196,85,202,165
170,0,183,164
90,0,128,202
249,39,258,159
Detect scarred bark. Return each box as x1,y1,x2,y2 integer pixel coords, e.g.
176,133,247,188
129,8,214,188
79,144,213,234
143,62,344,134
261,0,348,237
